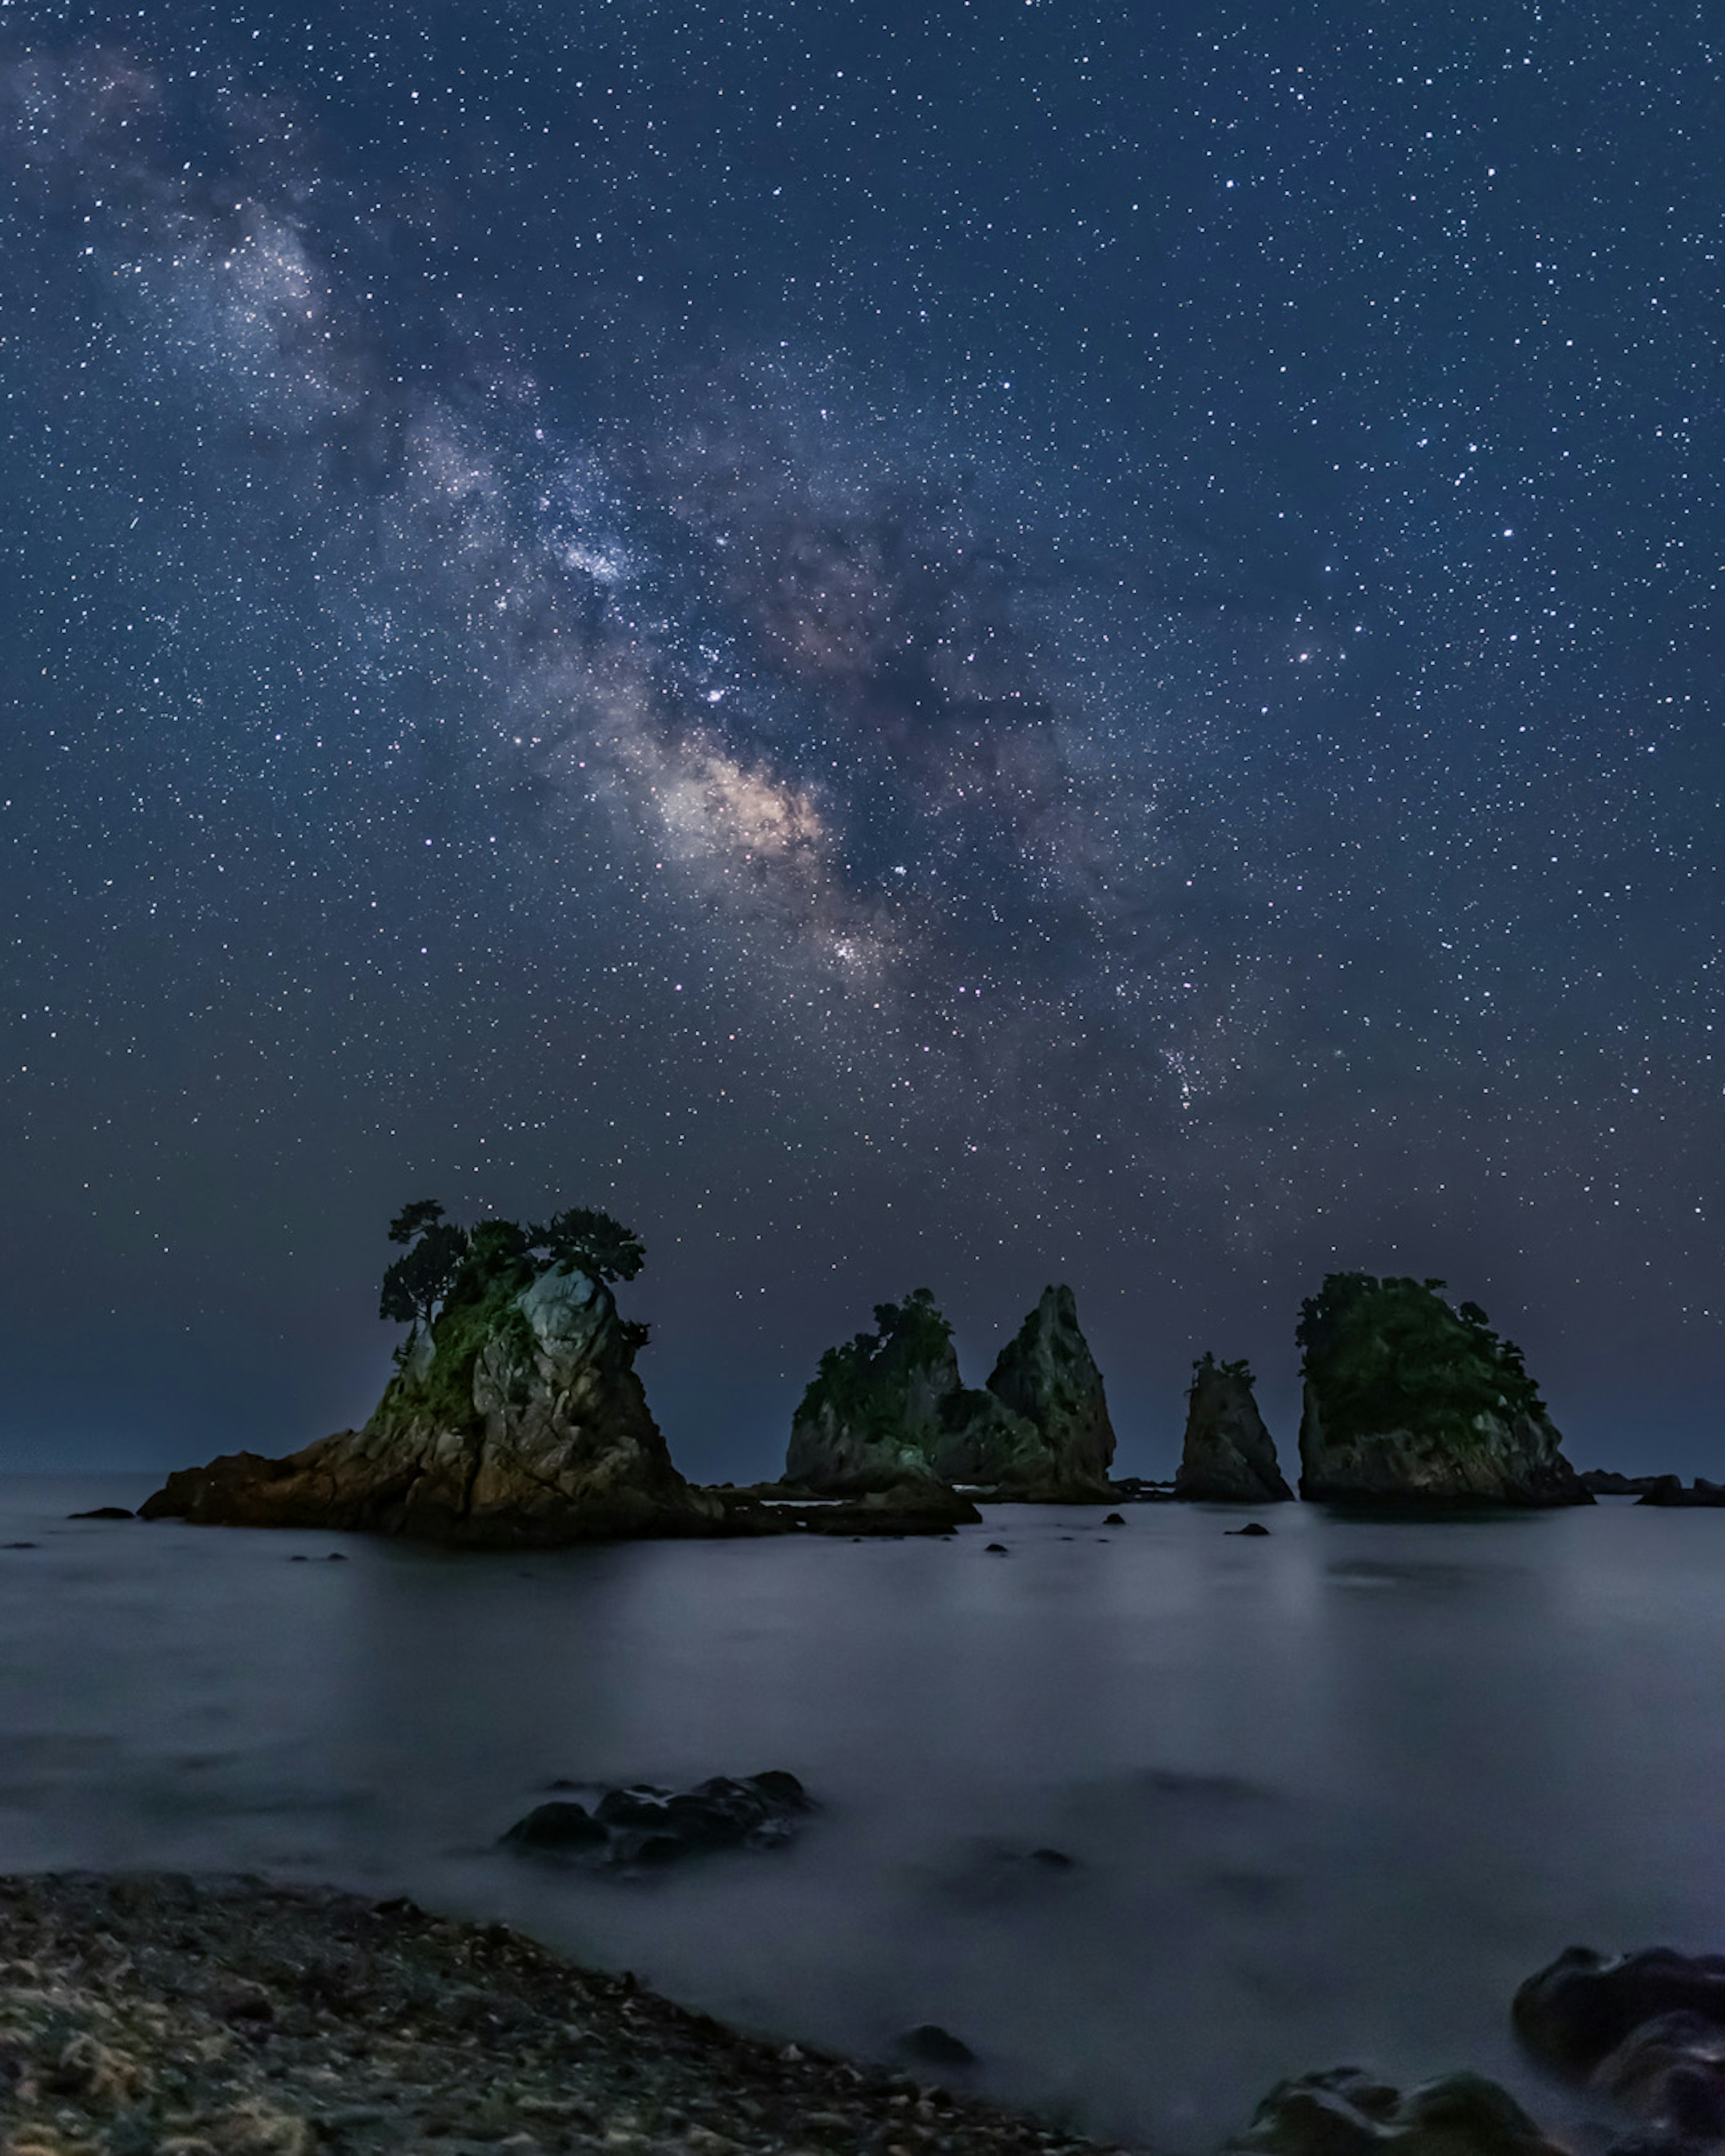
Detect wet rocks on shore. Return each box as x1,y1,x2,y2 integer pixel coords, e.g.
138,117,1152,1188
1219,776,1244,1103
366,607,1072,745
503,1772,811,1867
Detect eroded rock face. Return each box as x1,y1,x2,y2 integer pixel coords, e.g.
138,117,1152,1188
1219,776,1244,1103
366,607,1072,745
785,1289,1046,1496
1174,1356,1293,1502
1295,1274,1590,1507
142,1264,717,1545
983,1286,1115,1497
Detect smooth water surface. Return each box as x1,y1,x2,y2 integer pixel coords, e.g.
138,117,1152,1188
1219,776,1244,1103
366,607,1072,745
4,1477,1724,2150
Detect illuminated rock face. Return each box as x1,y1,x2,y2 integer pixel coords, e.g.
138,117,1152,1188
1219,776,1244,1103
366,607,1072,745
1175,1356,1293,1503
786,1282,1114,1499
142,1264,717,1545
1293,1272,1591,1507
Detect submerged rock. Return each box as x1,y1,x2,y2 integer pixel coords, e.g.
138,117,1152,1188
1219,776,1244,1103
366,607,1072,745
785,1289,1044,1496
1295,1275,1590,1508
1175,1354,1294,1503
982,1285,1116,1497
143,1227,718,1546
1223,2068,1565,2156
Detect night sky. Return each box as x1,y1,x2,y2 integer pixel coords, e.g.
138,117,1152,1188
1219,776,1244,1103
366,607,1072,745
4,0,1720,1480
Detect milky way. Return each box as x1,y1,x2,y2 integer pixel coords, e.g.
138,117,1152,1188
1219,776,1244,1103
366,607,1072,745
2,3,1720,1474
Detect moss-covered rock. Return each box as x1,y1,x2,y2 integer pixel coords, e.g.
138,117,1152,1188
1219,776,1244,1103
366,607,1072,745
785,1289,1051,1494
984,1285,1116,1498
1175,1354,1293,1502
143,1238,716,1545
1295,1275,1588,1507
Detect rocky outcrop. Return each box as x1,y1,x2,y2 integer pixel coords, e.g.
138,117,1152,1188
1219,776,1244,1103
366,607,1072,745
1174,1355,1293,1502
785,1289,1048,1495
1295,1274,1590,1507
1582,1468,1667,1496
982,1286,1116,1497
143,1258,718,1546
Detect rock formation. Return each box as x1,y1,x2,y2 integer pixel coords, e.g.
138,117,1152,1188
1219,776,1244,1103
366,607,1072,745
785,1285,1112,1497
982,1285,1116,1496
1295,1273,1590,1507
144,1211,719,1545
1635,1474,1725,1507
1174,1354,1293,1502
1514,1944,1725,2145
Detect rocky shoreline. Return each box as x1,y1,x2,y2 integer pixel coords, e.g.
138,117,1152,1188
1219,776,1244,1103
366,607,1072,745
0,1871,1116,2156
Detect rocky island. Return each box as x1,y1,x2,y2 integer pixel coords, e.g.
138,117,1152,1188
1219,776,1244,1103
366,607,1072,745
1295,1273,1590,1507
143,1203,722,1545
784,1284,1115,1501
1173,1354,1294,1503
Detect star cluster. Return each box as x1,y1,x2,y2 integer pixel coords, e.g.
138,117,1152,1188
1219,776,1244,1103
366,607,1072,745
2,0,1720,1474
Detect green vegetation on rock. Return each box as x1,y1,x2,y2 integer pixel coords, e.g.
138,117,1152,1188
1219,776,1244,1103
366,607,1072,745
795,1287,955,1439
1296,1273,1543,1452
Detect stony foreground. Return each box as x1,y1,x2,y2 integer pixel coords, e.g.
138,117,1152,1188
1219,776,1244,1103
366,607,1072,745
0,1873,1115,2156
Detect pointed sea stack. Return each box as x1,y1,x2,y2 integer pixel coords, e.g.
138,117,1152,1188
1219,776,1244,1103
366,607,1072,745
1295,1273,1590,1507
983,1285,1116,1498
143,1219,719,1545
1174,1354,1292,1502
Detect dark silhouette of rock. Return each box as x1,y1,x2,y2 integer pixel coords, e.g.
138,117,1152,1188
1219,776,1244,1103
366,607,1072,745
67,1506,135,1520
503,1772,810,1866
1228,1521,1271,1537
1515,1947,1725,2149
982,1285,1116,1496
784,1289,1052,1496
1295,1275,1590,1507
1175,1354,1294,1503
1103,1511,1126,1525
984,1542,1008,1553
1222,2068,1565,2156
1583,1470,1667,1496
1637,1476,1725,1508
897,2025,977,2068
1514,1947,1725,2076
143,1257,718,1546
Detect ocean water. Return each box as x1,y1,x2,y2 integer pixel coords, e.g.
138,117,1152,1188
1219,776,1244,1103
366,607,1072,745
4,1474,1724,2151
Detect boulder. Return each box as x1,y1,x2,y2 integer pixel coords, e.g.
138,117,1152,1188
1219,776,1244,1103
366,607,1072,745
1222,2068,1565,2156
142,1259,718,1546
503,1771,810,1866
1175,1354,1294,1502
784,1289,1049,1496
1515,1947,1725,2147
982,1285,1116,1497
1295,1275,1590,1507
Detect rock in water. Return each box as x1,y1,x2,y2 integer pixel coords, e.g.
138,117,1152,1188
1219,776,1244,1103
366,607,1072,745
982,1285,1116,1498
1294,1273,1590,1508
1174,1354,1293,1502
142,1259,716,1545
785,1288,1049,1495
1222,2068,1566,2156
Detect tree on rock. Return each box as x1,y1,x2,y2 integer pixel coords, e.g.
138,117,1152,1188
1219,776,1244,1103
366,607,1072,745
529,1206,646,1283
379,1200,469,1334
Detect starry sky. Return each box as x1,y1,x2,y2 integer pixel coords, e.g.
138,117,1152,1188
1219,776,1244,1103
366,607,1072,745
3,0,1721,1480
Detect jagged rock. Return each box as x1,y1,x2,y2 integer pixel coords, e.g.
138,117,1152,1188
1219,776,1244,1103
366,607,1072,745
1175,1354,1293,1502
1295,1275,1590,1508
785,1289,1049,1496
503,1772,810,1865
982,1285,1116,1497
1222,2068,1566,2156
143,1258,718,1546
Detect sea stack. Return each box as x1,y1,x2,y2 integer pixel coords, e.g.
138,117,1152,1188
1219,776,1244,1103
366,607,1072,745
1174,1354,1293,1502
785,1285,1104,1492
142,1206,719,1545
983,1285,1116,1498
1295,1273,1590,1507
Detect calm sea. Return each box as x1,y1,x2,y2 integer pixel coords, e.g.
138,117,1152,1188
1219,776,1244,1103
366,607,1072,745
4,1474,1722,2151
